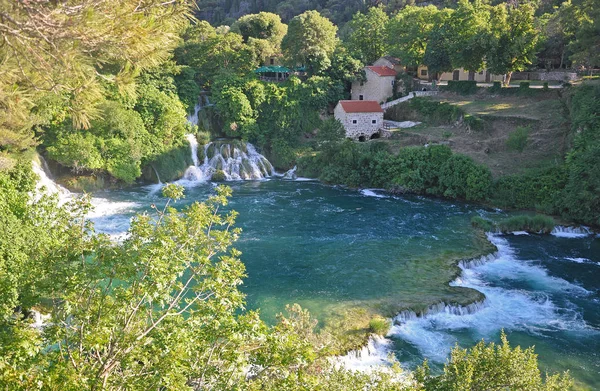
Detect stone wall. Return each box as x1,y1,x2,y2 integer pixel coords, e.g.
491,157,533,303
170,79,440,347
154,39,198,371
511,71,578,81
334,105,384,140
351,70,395,103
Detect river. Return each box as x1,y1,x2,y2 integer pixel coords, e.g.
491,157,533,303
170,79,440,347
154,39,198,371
80,178,600,390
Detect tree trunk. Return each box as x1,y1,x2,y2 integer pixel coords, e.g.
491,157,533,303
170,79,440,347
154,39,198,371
505,71,513,86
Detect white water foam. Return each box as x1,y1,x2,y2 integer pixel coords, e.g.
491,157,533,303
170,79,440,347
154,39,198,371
32,160,70,201
551,226,591,238
180,136,274,183
32,158,137,240
336,335,394,371
389,234,593,363
187,103,201,126
360,189,388,198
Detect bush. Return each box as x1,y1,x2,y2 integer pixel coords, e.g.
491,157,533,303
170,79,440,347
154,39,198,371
444,80,478,95
471,216,494,231
464,114,484,131
196,130,211,146
368,316,391,336
506,126,529,152
490,81,502,93
211,169,226,181
543,82,549,90
491,166,566,212
497,214,555,234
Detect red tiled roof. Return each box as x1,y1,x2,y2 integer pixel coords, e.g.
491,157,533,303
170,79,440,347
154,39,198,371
366,66,397,77
338,100,384,113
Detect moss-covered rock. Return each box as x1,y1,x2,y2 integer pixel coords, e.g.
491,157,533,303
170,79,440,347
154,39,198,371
142,144,192,183
211,170,226,181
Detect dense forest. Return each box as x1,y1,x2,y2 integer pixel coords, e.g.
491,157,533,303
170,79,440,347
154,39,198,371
0,0,599,388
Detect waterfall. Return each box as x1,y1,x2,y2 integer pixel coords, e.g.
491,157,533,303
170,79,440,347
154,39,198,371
551,226,591,238
282,165,297,180
150,165,162,184
32,158,71,199
186,102,201,126
181,136,274,182
393,300,487,325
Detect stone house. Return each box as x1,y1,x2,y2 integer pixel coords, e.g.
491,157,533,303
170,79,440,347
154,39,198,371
417,66,503,82
373,56,404,73
334,100,384,141
351,66,397,103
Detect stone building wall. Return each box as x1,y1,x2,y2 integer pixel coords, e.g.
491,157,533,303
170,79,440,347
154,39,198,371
334,105,383,140
351,70,395,103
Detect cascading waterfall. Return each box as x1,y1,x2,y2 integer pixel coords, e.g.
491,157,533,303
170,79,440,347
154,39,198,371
182,135,274,182
32,158,71,199
551,226,591,238
282,165,297,180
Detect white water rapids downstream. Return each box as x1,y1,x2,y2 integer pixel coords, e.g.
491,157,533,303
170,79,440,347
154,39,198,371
31,160,599,384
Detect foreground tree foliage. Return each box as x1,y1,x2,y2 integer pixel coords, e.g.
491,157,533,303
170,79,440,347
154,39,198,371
0,166,573,390
281,10,338,74
0,0,190,150
416,332,573,391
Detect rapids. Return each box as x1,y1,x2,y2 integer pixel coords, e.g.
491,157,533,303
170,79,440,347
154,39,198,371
33,162,600,389
181,136,274,182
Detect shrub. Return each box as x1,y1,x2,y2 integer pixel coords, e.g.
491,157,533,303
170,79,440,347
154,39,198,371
490,81,502,93
444,80,478,95
543,82,549,90
506,126,529,152
196,130,211,145
471,216,494,231
211,169,226,181
464,114,484,131
491,166,566,212
497,215,555,234
519,82,530,90
368,316,391,336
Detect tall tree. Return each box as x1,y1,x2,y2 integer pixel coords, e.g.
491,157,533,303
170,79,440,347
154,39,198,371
0,0,190,150
231,12,288,63
446,0,490,75
386,5,445,67
281,11,338,74
487,3,539,85
346,6,390,65
568,0,600,69
423,25,454,81
416,332,573,391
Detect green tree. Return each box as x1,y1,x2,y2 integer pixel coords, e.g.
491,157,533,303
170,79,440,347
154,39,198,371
386,5,446,67
231,12,288,44
0,0,189,150
568,0,600,68
423,26,454,81
231,12,288,63
446,0,490,75
416,332,573,391
175,27,258,89
281,11,339,74
487,3,539,85
346,6,390,65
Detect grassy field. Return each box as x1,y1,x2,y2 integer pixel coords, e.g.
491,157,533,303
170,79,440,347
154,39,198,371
381,91,569,177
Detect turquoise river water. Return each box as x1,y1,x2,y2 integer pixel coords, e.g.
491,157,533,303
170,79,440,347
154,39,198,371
86,179,600,389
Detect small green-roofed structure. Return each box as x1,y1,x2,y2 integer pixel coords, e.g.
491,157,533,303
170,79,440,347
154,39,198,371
254,65,291,81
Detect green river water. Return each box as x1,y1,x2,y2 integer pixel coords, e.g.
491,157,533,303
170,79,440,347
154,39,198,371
87,179,600,389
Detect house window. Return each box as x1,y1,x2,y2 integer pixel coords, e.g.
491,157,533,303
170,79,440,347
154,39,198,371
421,69,428,76
352,119,358,124
359,94,364,101
372,119,377,124
270,58,274,65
